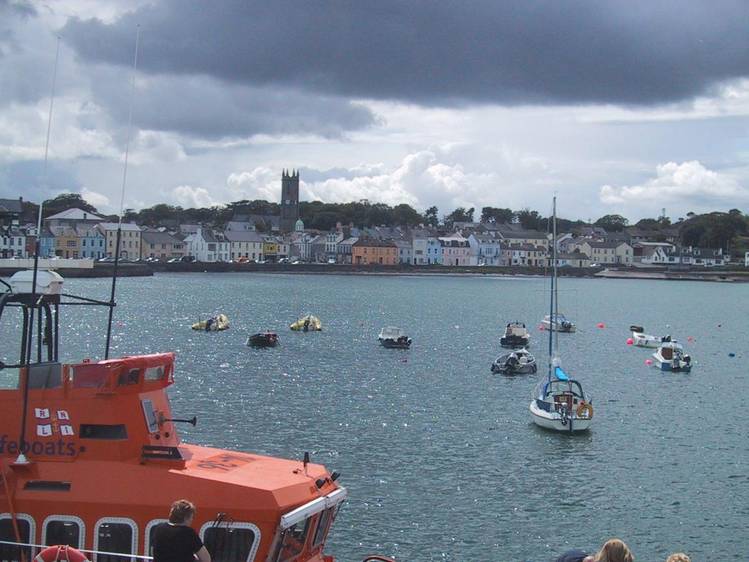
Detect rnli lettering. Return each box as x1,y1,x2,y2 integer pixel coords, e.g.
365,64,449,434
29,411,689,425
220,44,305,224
0,435,77,456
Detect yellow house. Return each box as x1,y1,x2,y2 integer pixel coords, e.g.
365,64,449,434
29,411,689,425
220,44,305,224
54,228,80,258
263,238,279,260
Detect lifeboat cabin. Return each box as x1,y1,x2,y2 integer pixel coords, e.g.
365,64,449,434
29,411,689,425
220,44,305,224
0,271,347,562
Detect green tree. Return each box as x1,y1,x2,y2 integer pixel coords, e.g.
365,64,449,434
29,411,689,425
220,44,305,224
481,207,514,224
392,204,422,226
424,206,439,227
517,209,543,230
42,193,99,217
594,214,629,232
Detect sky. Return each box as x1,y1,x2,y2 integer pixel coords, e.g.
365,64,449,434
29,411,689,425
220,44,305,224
1,0,749,221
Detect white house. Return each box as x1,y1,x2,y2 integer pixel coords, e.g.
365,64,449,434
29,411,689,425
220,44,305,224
0,228,27,258
224,230,264,261
184,228,230,262
325,231,344,261
393,239,413,264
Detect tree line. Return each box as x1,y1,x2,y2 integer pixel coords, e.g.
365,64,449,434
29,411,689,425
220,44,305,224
21,193,748,251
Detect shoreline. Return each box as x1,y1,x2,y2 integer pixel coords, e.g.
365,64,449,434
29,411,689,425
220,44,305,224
2,262,747,282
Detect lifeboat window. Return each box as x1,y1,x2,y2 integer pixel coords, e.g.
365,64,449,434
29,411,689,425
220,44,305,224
144,366,165,381
43,516,84,549
144,520,168,558
93,519,137,562
311,506,337,548
273,518,312,562
0,513,34,562
141,399,159,433
27,362,62,389
80,424,128,440
198,522,260,562
117,369,140,386
71,364,110,388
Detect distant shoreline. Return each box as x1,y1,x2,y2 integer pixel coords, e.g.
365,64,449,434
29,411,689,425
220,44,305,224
3,262,747,282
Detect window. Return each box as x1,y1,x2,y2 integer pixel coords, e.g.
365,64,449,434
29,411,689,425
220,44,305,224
199,522,259,562
94,518,137,562
273,518,311,562
43,516,84,548
145,366,166,381
144,520,168,558
0,513,34,562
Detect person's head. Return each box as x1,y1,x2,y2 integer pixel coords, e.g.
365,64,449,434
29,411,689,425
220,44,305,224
169,499,196,525
593,539,634,562
666,554,690,562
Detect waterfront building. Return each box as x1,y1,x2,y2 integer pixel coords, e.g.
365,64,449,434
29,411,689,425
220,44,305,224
573,240,633,265
38,228,56,258
262,236,280,261
393,239,413,265
352,238,398,265
556,251,591,268
280,169,300,232
337,236,359,264
77,225,106,259
411,231,429,265
426,237,442,265
468,234,503,266
54,227,80,259
97,222,143,259
663,246,727,267
439,234,473,266
141,230,185,261
224,230,264,261
0,227,27,258
504,243,549,267
184,228,229,262
325,231,344,262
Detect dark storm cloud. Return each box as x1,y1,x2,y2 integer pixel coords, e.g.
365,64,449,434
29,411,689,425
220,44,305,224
88,68,376,140
61,0,749,107
0,160,81,201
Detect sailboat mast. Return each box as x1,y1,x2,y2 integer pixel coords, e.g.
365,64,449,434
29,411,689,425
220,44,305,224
547,196,556,380
553,196,559,358
105,26,140,359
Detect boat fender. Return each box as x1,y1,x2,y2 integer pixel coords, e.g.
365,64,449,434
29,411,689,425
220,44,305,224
576,402,593,419
35,546,90,562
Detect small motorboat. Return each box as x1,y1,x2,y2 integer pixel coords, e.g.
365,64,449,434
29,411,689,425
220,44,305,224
290,314,322,331
491,348,537,375
653,340,692,372
378,326,412,349
191,313,230,331
247,331,279,347
529,365,593,432
631,325,670,348
500,321,531,348
541,313,576,333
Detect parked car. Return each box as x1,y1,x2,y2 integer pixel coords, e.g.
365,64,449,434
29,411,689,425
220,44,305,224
327,258,336,264
167,257,180,263
277,257,289,264
256,259,267,264
181,256,196,263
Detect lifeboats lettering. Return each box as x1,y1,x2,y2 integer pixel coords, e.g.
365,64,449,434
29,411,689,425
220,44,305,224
0,435,77,456
195,453,252,472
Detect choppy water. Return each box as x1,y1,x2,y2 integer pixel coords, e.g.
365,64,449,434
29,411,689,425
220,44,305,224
2,272,748,561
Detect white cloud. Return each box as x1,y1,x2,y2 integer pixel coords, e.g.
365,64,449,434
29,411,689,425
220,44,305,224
80,187,110,209
172,185,218,208
226,167,279,201
600,161,746,206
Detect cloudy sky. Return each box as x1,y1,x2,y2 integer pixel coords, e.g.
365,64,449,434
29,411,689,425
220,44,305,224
2,0,749,221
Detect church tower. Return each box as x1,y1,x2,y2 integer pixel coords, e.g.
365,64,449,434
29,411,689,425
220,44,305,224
280,169,300,232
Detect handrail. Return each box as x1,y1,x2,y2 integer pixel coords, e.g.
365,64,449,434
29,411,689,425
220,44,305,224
0,540,153,561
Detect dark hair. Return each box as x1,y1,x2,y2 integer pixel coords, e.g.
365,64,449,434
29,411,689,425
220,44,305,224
169,499,196,524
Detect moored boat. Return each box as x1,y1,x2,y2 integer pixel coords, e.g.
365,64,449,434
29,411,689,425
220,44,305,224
529,196,593,433
378,326,412,349
290,314,322,331
491,348,537,375
630,325,669,348
191,313,230,331
247,331,279,347
652,340,692,372
541,313,576,333
499,321,531,348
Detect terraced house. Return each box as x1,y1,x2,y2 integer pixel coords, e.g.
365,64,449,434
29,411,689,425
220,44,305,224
352,238,397,265
141,230,185,261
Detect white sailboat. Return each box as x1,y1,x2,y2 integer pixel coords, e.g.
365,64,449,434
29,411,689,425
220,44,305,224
529,196,594,432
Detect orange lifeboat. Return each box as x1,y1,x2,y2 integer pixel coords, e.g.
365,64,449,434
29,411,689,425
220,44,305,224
0,270,383,562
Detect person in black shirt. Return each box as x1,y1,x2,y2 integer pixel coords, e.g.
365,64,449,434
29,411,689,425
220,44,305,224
152,500,212,562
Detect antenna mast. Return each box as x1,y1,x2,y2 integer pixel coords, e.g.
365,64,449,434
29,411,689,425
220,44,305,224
105,26,140,359
16,36,61,466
